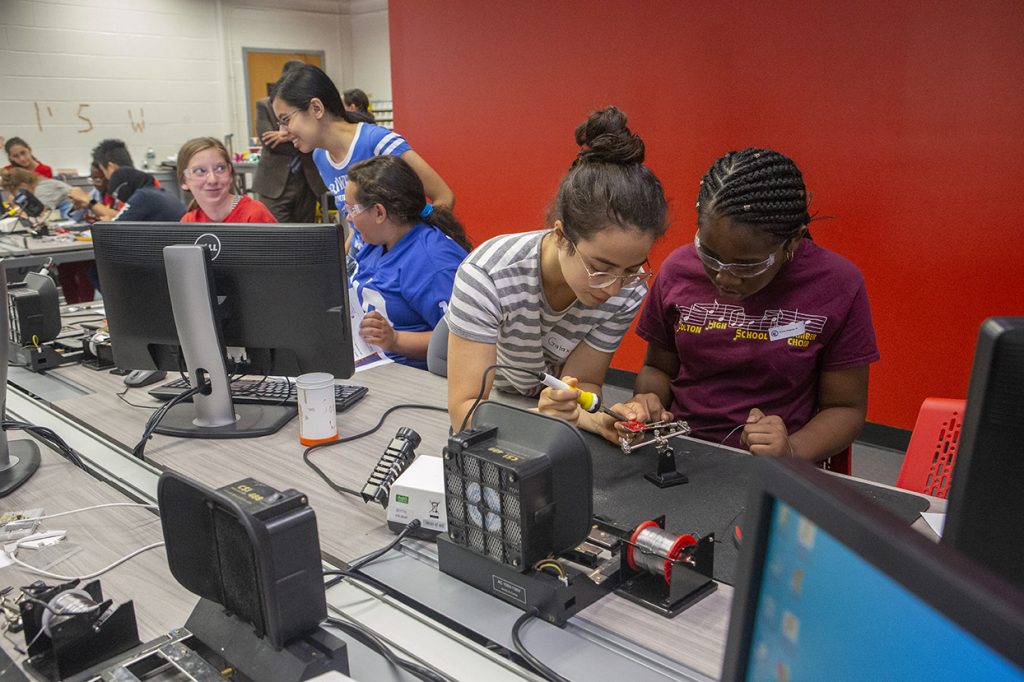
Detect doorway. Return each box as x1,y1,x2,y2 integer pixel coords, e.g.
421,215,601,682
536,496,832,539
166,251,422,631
242,50,325,142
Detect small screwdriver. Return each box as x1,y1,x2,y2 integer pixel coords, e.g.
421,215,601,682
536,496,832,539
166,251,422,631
540,373,629,422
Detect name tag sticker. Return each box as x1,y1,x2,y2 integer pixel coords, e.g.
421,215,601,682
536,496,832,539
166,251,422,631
768,320,806,341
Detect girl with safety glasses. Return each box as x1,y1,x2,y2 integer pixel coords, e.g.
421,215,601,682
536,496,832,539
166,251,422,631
617,148,879,464
445,107,668,435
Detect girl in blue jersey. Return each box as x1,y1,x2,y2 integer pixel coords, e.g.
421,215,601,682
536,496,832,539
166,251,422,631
271,64,454,222
345,155,470,369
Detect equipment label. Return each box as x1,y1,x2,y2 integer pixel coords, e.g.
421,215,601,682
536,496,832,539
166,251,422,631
492,575,526,603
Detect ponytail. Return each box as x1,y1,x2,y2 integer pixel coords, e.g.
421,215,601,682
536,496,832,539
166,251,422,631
348,155,472,253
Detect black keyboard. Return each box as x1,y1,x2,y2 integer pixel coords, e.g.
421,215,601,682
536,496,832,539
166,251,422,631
149,377,368,412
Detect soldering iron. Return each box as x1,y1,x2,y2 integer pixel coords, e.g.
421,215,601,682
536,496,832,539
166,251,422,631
539,373,628,422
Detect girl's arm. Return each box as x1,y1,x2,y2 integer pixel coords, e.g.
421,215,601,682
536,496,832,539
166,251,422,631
536,342,616,435
447,333,499,431
400,151,455,210
741,366,869,461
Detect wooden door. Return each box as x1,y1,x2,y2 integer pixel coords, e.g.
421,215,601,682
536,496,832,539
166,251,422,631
244,51,324,141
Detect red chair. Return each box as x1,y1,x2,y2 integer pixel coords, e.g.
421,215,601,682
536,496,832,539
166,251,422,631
896,398,967,498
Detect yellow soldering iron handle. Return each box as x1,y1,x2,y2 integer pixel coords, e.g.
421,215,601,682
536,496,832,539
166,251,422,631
539,373,601,413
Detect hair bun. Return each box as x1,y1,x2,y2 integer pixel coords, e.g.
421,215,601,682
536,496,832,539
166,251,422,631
573,106,645,166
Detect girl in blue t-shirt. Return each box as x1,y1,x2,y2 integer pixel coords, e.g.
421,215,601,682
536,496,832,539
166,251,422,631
270,64,454,221
345,155,470,369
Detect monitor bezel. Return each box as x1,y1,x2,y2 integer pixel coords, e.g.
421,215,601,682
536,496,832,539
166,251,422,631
721,458,1024,680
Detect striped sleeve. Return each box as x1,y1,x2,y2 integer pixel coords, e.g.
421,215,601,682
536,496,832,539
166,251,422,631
446,262,503,344
583,284,648,353
371,128,412,157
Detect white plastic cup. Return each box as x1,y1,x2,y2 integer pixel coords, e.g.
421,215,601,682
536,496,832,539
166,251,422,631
295,373,338,446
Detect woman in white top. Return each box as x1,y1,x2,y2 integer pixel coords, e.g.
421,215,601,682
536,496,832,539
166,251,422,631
445,106,669,436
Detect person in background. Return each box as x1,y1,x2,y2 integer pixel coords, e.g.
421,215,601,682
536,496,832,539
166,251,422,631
91,139,135,180
3,137,53,178
84,163,115,220
1,167,73,217
342,88,376,123
253,61,328,223
70,167,185,222
177,137,276,223
609,148,879,466
271,64,453,258
1,166,94,300
346,155,470,369
445,106,668,433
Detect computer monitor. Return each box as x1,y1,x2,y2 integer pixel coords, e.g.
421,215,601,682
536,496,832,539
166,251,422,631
942,317,1024,590
92,222,353,439
0,266,41,496
721,458,1024,681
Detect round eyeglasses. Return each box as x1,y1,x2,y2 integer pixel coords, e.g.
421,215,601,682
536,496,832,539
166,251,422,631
693,233,781,279
573,243,652,289
185,163,231,180
344,202,366,217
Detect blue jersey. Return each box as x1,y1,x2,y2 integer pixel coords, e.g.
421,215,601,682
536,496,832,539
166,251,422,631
350,223,467,369
312,123,412,216
312,123,412,270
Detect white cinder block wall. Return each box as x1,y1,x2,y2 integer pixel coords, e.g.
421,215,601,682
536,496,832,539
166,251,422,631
0,0,390,175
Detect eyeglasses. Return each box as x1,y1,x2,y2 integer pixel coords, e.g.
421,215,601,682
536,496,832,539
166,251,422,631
693,233,780,278
276,108,305,128
344,202,366,217
185,163,231,179
572,243,652,289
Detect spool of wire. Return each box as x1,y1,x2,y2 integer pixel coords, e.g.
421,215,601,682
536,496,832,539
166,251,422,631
626,520,697,584
38,589,99,636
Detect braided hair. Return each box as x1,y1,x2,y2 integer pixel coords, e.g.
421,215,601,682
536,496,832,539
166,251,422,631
696,148,809,241
554,107,668,246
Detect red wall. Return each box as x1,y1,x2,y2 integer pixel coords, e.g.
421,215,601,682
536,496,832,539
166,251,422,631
389,1,1024,429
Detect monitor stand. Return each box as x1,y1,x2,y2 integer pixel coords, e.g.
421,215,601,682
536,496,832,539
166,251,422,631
0,266,40,496
154,245,295,439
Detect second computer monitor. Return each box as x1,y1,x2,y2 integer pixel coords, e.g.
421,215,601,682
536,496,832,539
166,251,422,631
721,458,1024,681
92,222,353,380
942,316,1024,591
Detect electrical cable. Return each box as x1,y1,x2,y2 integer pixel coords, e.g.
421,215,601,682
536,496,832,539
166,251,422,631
115,386,159,410
323,616,453,682
348,519,421,572
302,404,447,501
721,422,746,446
2,419,87,471
131,382,205,461
458,364,545,432
511,607,571,682
30,502,159,521
7,540,165,582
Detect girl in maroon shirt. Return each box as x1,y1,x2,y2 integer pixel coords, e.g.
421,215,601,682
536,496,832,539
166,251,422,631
612,148,879,464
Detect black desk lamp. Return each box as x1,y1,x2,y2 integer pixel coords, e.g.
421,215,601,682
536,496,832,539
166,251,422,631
0,265,41,496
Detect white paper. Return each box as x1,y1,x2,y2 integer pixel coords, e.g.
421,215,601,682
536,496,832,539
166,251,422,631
348,286,393,371
920,511,945,537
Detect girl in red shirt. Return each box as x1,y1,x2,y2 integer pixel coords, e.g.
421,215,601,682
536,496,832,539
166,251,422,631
176,137,276,223
3,137,53,178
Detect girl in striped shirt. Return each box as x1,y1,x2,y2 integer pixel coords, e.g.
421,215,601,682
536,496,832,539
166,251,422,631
445,107,669,436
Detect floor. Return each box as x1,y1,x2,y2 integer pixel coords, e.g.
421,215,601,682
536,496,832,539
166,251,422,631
852,442,904,486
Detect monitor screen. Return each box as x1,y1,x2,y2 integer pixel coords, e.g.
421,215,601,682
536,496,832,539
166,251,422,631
943,317,1024,589
722,459,1024,682
92,222,353,380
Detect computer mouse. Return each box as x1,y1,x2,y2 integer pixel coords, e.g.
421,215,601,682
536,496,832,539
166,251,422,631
123,369,167,388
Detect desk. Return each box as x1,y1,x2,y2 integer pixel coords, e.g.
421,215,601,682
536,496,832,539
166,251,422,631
0,429,196,653
8,362,944,681
0,235,94,271
2,379,531,681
